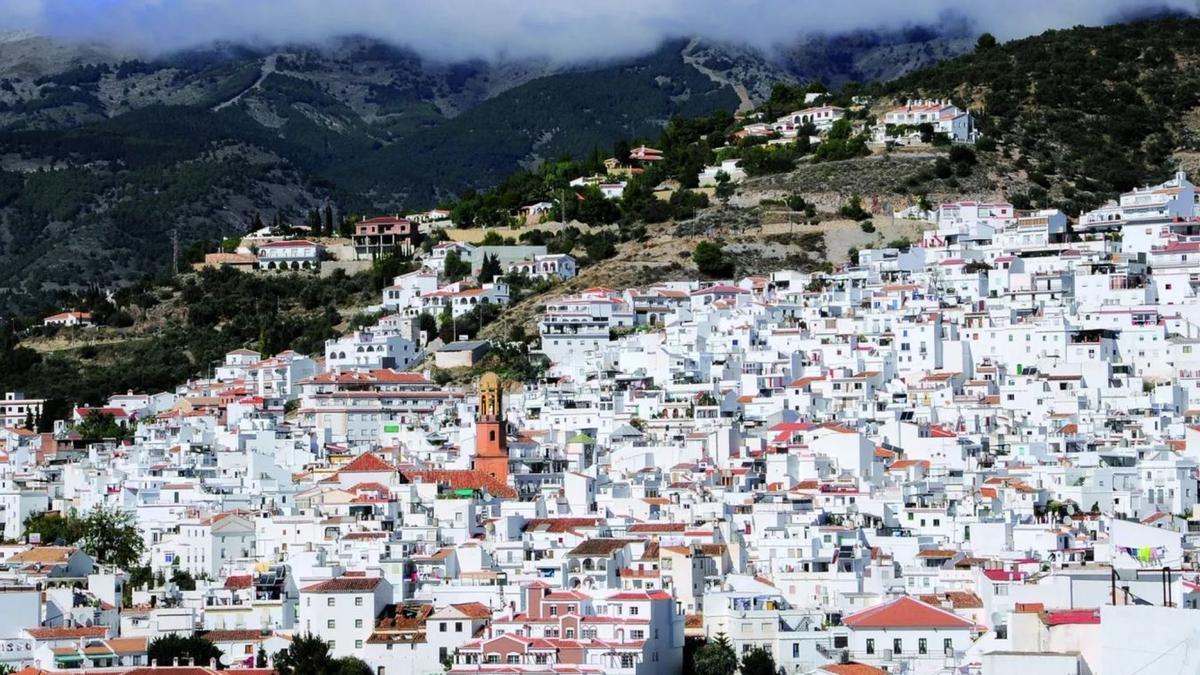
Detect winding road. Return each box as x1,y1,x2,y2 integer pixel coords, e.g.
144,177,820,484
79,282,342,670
212,53,277,112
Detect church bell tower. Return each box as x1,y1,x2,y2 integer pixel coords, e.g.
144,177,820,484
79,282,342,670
473,372,509,483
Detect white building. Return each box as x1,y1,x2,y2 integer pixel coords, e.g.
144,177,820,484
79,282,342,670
325,330,420,371
299,575,393,658
256,239,324,271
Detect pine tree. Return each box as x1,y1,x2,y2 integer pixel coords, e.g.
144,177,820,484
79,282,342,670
478,253,502,283
323,204,334,237
693,633,737,675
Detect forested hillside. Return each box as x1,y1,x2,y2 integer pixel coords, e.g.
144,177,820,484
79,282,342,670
888,17,1200,214
0,25,979,305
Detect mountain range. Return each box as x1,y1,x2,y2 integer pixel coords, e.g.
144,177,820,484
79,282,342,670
0,26,977,302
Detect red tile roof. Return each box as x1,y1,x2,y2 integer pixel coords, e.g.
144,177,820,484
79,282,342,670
690,285,748,296
607,590,672,601
301,576,384,593
224,575,252,590
982,569,1025,582
452,602,494,619
842,596,973,629
402,469,517,499
522,518,600,533
304,369,433,386
201,629,266,642
1043,609,1101,626
819,664,888,675
340,453,396,473
25,626,108,639
258,239,320,248
628,523,685,533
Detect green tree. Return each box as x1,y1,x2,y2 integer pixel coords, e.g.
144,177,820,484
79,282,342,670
739,143,798,175
79,505,145,570
74,410,129,441
840,194,869,220
584,236,616,262
274,632,369,675
576,185,621,225
714,171,735,205
670,189,710,220
480,231,508,246
128,565,153,589
443,250,471,283
171,568,196,591
417,313,438,342
23,511,84,546
335,656,372,675
693,633,737,675
813,120,870,162
976,32,998,51
739,646,776,675
437,305,455,344
692,241,734,278
478,253,503,283
256,647,269,668
148,634,223,669
785,194,816,217
323,204,334,237
368,253,415,292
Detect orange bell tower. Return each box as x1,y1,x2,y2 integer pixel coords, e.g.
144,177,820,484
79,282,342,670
472,372,509,483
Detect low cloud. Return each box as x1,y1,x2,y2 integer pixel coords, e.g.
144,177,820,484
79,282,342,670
2,0,1197,62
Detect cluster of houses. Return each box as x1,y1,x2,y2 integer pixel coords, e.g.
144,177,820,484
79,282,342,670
194,212,448,275
735,96,978,147
7,170,1200,675
325,239,580,372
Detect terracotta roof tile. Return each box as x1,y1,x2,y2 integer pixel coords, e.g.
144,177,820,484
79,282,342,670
341,453,396,473
402,469,517,499
302,576,384,593
842,596,973,629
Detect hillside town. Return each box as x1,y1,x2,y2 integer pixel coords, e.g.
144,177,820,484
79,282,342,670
2,165,1200,675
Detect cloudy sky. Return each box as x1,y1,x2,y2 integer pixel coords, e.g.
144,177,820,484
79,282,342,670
1,0,1197,62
